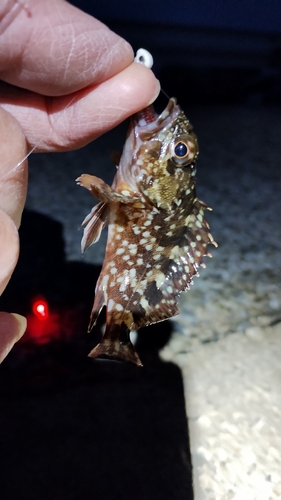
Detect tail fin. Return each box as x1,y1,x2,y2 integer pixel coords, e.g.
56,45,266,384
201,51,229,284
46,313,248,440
88,324,142,367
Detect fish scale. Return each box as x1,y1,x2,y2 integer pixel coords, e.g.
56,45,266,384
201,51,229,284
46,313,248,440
76,97,217,366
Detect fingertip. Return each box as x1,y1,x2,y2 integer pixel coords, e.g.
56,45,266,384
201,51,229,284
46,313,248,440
47,61,161,150
11,313,27,339
0,312,27,363
119,62,160,109
148,78,161,105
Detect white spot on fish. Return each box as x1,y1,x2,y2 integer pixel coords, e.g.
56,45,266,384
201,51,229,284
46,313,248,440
170,245,179,258
102,275,109,286
140,297,149,308
153,254,161,260
155,272,165,288
119,282,127,292
108,299,115,311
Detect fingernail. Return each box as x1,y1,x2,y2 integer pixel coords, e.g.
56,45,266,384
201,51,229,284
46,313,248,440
148,79,161,105
11,313,27,340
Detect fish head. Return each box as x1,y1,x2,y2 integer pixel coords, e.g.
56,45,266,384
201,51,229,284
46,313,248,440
116,98,199,210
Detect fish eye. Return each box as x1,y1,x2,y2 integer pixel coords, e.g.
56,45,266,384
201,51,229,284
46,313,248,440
170,135,198,166
174,141,188,158
171,140,191,166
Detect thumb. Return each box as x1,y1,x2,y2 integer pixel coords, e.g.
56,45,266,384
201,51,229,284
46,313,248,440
0,107,28,362
0,210,26,363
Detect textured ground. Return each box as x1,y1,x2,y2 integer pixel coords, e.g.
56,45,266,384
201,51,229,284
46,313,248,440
14,104,281,499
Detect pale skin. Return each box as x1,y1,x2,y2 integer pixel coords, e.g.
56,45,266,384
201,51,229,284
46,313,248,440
0,0,160,362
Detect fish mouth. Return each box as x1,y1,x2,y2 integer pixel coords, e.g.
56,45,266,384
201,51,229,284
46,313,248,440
135,97,180,138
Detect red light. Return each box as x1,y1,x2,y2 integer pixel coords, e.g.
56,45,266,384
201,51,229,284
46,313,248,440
32,299,49,321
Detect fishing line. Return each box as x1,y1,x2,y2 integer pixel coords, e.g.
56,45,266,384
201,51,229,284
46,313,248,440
161,88,171,100
0,93,79,183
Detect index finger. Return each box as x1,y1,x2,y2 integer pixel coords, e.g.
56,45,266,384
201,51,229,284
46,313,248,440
0,62,160,151
0,0,133,96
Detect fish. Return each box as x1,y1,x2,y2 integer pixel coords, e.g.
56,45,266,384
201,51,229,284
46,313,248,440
76,97,217,366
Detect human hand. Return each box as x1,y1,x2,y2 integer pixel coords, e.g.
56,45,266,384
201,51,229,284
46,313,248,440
0,0,160,361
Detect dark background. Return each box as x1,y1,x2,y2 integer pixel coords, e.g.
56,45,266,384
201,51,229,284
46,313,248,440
73,0,281,108
74,0,281,33
1,1,281,499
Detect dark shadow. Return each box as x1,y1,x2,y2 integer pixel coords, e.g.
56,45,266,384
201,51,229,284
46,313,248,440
0,210,194,500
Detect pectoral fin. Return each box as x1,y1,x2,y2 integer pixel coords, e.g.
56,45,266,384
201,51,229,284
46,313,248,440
81,202,109,253
76,174,140,204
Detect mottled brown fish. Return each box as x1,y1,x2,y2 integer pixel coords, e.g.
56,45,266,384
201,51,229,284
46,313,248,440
76,97,217,366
